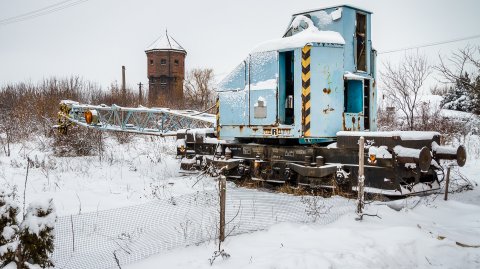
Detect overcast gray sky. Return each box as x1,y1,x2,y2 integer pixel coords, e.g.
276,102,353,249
1,0,480,89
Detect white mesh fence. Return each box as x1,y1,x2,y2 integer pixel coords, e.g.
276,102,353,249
52,187,355,269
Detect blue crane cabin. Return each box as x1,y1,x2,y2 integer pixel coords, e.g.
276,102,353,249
217,5,377,144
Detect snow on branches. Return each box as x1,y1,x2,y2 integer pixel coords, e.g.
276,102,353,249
0,189,19,267
0,190,56,269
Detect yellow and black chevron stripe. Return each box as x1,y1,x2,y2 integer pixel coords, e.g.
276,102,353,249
215,97,220,138
301,45,311,137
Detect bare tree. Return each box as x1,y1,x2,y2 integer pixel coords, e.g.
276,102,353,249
381,53,431,130
436,46,479,84
183,68,216,111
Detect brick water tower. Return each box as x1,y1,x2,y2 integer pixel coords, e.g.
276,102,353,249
145,31,186,106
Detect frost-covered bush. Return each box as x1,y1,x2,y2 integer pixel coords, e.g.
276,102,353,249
0,190,19,267
441,73,479,113
0,192,56,269
52,125,104,157
19,199,56,268
436,46,480,115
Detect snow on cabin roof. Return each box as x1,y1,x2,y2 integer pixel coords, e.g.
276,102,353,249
293,4,373,16
251,17,345,53
145,31,186,54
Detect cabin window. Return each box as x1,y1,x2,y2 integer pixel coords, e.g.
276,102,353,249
160,59,167,65
249,51,278,86
283,14,312,37
355,12,367,72
217,61,246,91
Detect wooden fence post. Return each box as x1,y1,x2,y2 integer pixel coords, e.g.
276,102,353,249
444,166,451,201
219,175,226,242
357,137,365,219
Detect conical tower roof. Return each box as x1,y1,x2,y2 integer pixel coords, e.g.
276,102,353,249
145,30,186,54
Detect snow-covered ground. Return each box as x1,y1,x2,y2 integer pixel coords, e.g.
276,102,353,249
0,136,216,216
1,134,479,268
127,159,480,269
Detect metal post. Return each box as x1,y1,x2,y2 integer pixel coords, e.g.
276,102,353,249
357,137,365,217
444,166,451,201
70,215,75,252
138,82,143,105
219,175,226,242
122,66,126,104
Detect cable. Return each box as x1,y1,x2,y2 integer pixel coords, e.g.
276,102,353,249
0,0,88,25
378,34,480,55
0,0,77,23
0,0,89,26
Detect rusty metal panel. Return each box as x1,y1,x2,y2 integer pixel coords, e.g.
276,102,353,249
342,112,364,131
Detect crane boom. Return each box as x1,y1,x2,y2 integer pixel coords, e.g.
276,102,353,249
57,100,215,136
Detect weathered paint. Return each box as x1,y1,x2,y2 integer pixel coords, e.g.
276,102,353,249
217,5,377,142
343,112,364,131
250,89,277,125
309,45,344,137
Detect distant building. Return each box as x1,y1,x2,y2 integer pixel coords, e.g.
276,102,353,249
145,31,186,106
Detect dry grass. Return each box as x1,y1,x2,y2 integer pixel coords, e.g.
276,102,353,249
234,178,264,190
276,184,310,196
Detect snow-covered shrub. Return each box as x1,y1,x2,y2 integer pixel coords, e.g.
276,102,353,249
52,125,104,157
413,101,472,140
0,192,56,269
111,131,134,144
0,190,19,267
378,94,477,146
19,199,56,268
376,106,399,131
436,45,480,115
441,73,479,113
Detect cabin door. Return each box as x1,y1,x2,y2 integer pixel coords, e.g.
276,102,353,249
344,79,365,131
279,51,295,125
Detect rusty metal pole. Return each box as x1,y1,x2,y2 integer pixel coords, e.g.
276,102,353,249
219,175,226,242
138,82,143,105
444,166,451,201
357,137,365,218
121,66,126,104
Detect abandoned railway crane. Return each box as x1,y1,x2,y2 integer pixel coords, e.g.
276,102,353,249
58,5,466,197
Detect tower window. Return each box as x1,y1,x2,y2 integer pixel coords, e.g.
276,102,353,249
160,77,167,87
149,59,153,65
161,59,167,65
174,59,179,65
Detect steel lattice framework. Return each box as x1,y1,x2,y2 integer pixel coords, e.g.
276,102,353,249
58,100,216,136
